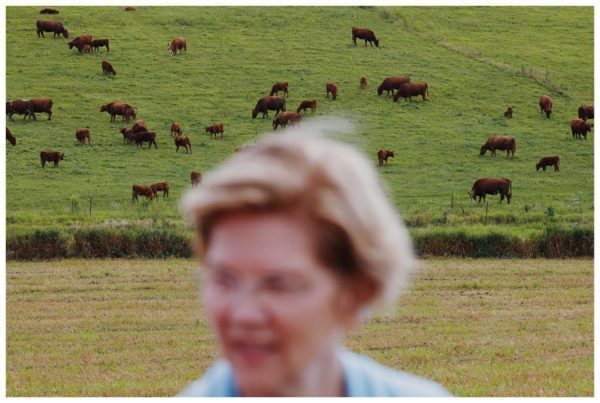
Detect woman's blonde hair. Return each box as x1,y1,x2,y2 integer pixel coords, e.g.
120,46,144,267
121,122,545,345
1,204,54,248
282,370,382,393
180,131,417,310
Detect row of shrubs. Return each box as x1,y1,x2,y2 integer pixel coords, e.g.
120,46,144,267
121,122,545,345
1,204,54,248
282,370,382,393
6,225,593,260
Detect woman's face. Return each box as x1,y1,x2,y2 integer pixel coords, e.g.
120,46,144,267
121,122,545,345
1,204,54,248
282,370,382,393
202,210,360,396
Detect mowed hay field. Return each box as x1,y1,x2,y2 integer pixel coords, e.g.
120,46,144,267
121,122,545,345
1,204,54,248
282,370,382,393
5,6,594,237
6,258,593,396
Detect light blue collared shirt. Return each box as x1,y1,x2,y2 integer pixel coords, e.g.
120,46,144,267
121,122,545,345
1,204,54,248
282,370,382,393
177,349,452,397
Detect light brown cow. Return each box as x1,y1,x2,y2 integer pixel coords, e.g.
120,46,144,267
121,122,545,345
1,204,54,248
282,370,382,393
273,112,302,130
539,95,553,118
480,136,516,157
191,171,202,186
360,76,368,89
151,181,169,198
206,123,224,139
170,122,182,137
325,83,338,100
377,149,395,166
100,101,136,122
101,59,116,76
40,150,64,168
75,128,91,144
168,37,186,55
377,76,410,96
175,135,192,153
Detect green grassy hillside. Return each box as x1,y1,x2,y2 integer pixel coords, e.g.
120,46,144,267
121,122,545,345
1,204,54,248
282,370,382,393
6,6,594,236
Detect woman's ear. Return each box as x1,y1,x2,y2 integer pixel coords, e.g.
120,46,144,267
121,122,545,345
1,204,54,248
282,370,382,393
337,274,378,329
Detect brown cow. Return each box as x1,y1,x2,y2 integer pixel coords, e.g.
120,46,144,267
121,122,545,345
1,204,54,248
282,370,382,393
504,106,513,119
40,150,64,168
539,95,553,118
68,34,92,51
469,178,512,204
270,82,289,97
360,76,368,89
170,122,182,137
393,83,428,102
151,181,169,198
326,83,338,100
120,120,147,140
578,104,594,121
6,128,16,146
352,27,379,47
205,123,224,139
100,102,136,122
252,96,286,119
273,112,302,130
36,20,68,38
75,128,91,144
377,76,411,96
132,184,155,201
79,44,92,53
124,6,136,11
480,136,516,157
175,135,192,153
40,8,59,14
121,129,135,144
133,131,157,149
6,100,34,120
101,59,116,76
570,119,592,140
297,100,317,114
377,149,395,166
22,98,54,120
168,37,186,55
191,171,202,186
536,156,560,172
92,38,109,52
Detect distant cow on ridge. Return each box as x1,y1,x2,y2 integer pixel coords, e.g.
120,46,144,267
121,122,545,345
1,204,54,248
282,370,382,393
40,8,59,14
352,27,379,47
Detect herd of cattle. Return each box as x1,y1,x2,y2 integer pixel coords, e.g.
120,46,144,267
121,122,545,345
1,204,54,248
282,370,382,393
6,9,594,205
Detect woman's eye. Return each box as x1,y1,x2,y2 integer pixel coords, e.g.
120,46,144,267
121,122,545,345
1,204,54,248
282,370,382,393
213,270,237,287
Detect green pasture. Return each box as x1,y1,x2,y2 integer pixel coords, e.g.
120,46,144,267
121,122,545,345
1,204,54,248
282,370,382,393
6,258,593,396
5,6,594,236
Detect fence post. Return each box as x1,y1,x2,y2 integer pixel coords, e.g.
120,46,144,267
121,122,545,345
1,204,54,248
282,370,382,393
451,190,454,208
485,200,489,224
89,194,92,216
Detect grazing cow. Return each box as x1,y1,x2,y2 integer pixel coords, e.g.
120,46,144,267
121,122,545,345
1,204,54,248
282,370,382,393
393,83,428,102
100,102,135,122
133,131,157,149
170,122,182,137
6,100,34,120
504,106,513,118
40,150,64,168
325,83,338,100
536,156,560,172
40,8,59,14
22,98,54,120
377,149,395,166
175,135,192,153
151,181,169,198
360,76,368,89
377,76,411,96
124,6,136,11
578,104,594,121
75,128,91,144
121,130,135,144
119,120,147,141
80,44,92,53
132,184,155,201
469,178,512,204
6,128,16,146
191,171,202,186
205,123,224,139
92,38,109,52
570,119,593,140
480,135,516,157
168,37,186,55
273,112,302,130
352,27,379,47
101,59,116,76
68,34,93,51
36,20,68,38
539,95,553,118
297,100,317,114
252,96,286,119
270,82,289,97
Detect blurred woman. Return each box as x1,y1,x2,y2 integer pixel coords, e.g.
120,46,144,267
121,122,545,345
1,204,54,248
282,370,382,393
178,130,451,397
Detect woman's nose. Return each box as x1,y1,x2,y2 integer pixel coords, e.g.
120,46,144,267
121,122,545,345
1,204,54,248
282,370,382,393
227,286,268,326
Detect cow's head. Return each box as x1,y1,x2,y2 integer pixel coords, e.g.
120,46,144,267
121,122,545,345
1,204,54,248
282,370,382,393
251,108,258,119
272,119,278,130
168,43,174,56
388,151,396,158
59,153,64,160
374,38,379,47
535,162,541,171
479,145,487,155
62,28,69,38
377,84,384,95
100,104,107,112
67,41,74,49
587,123,593,131
468,190,476,202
